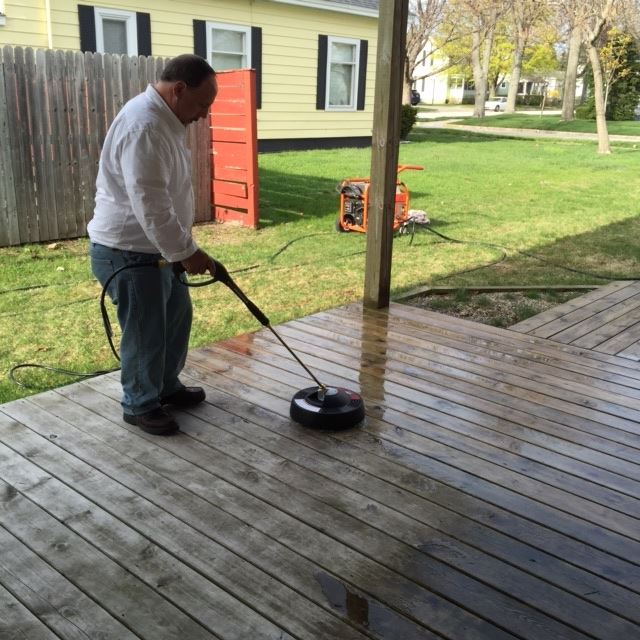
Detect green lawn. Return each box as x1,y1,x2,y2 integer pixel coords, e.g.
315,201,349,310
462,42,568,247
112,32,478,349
2,127,640,403
454,113,640,136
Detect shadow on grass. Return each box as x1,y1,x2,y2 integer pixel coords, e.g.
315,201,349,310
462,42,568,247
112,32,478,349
258,168,342,227
407,129,514,144
393,214,640,298
258,166,432,228
516,215,640,281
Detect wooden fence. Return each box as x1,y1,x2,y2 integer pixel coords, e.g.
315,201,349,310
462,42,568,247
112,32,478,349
0,46,211,247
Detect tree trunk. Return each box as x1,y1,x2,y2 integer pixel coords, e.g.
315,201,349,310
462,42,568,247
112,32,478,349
587,43,611,154
471,28,486,117
506,44,524,113
403,58,412,104
561,24,582,121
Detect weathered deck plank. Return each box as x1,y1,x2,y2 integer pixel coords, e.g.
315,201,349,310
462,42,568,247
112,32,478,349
511,280,640,360
510,280,638,334
1,302,639,639
0,581,62,640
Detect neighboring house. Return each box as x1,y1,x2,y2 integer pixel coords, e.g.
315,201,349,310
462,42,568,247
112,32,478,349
0,0,379,150
411,40,465,105
413,42,581,105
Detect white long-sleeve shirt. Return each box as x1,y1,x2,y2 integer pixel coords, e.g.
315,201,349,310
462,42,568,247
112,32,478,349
87,85,198,263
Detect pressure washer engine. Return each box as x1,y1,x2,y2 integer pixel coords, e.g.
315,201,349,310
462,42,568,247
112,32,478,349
336,164,424,234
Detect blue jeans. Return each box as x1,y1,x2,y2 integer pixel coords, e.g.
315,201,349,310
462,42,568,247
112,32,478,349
90,242,192,415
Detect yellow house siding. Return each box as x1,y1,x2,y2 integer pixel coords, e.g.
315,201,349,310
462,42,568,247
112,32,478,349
1,0,378,142
253,1,377,140
0,1,48,48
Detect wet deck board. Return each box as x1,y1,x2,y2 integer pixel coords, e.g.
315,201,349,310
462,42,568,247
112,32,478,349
1,302,639,640
511,280,640,358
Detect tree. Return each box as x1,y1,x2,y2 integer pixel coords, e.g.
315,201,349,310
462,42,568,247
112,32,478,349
605,34,640,119
582,0,618,154
505,0,550,113
599,28,634,113
404,0,450,103
489,33,514,93
556,0,584,121
450,0,512,117
557,0,619,150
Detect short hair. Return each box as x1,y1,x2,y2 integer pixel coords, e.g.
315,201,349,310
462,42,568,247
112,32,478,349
160,54,216,87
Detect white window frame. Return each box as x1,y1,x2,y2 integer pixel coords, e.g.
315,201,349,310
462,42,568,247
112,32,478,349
206,21,251,71
95,7,138,55
325,36,360,112
0,0,6,26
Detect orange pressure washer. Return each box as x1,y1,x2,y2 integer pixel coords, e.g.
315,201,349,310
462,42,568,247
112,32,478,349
335,164,424,233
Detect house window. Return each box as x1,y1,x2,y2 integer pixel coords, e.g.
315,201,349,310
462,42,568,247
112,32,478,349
206,22,251,71
94,7,137,55
326,37,359,110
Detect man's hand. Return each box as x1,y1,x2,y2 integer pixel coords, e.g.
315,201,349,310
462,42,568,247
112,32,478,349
180,249,216,277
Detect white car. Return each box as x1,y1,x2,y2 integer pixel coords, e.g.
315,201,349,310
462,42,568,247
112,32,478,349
485,96,508,112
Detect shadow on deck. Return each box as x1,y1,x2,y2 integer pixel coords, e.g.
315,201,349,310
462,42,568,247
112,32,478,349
1,299,639,639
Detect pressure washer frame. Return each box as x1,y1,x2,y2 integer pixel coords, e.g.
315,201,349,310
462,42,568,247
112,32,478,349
336,164,424,234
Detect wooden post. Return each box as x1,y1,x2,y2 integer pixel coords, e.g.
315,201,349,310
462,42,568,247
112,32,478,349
363,0,409,309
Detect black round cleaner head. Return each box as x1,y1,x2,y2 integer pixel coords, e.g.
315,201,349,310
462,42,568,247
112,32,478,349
290,386,365,430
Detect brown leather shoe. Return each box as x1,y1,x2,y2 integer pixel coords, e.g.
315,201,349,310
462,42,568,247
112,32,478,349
160,386,206,408
123,407,179,435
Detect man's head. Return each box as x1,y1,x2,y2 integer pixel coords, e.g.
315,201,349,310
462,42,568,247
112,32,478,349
156,54,217,125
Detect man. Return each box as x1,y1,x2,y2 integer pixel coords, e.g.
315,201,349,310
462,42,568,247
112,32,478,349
88,54,218,436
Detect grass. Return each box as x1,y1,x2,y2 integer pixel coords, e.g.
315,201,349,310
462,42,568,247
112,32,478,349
2,127,640,403
453,113,640,136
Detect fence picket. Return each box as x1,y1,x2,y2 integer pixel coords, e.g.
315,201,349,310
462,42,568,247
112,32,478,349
50,49,72,238
0,47,20,246
0,48,212,246
25,47,49,241
36,48,59,240
3,47,29,243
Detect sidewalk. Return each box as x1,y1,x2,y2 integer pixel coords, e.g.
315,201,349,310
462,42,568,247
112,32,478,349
416,118,640,144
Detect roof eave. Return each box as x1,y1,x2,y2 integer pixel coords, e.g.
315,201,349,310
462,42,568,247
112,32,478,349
265,0,378,18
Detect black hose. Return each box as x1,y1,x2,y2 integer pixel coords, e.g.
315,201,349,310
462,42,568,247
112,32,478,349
8,363,118,390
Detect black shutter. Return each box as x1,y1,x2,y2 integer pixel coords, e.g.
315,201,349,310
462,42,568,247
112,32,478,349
316,35,328,110
251,26,262,109
193,20,207,59
357,39,368,110
136,13,152,56
78,5,96,53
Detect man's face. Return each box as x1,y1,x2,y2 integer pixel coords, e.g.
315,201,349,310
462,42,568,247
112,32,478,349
172,75,218,125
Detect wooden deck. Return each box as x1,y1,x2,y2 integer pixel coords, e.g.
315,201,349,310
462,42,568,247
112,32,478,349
1,301,639,640
511,280,640,360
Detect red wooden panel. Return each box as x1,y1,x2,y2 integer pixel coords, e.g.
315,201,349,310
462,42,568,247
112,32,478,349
213,179,248,198
210,69,258,228
213,191,251,210
213,165,248,183
214,206,252,223
211,113,247,129
212,99,246,116
211,83,248,101
212,129,247,144
212,141,251,167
